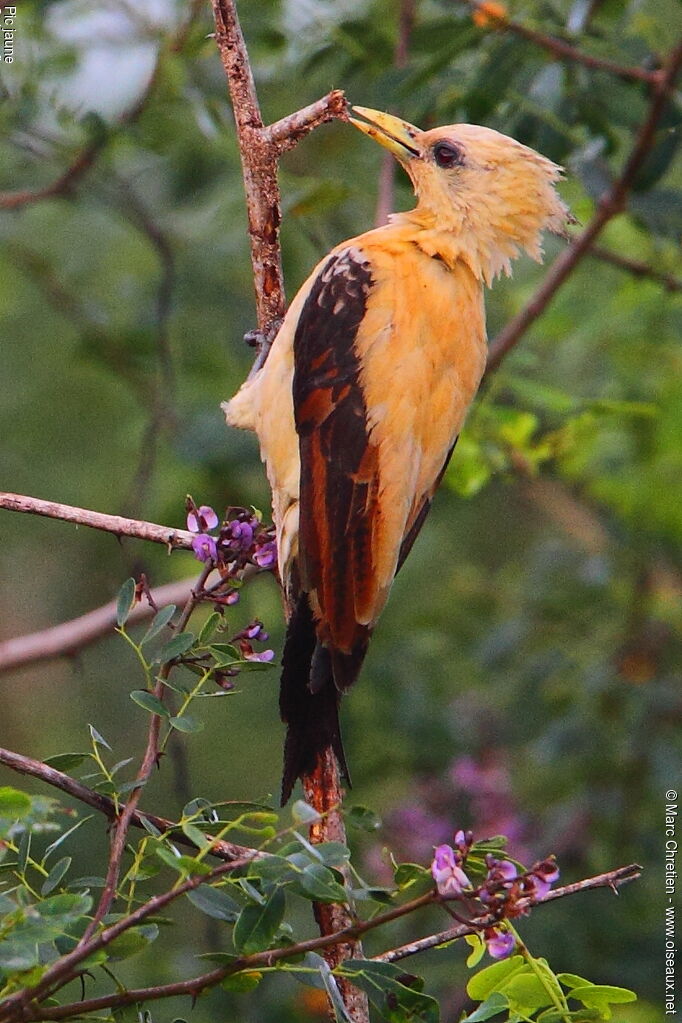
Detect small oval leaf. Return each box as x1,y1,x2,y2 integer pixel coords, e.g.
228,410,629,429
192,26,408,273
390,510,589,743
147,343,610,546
116,577,136,626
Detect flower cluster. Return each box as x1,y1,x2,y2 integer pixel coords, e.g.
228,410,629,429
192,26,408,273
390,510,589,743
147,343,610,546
185,499,277,589
430,830,560,960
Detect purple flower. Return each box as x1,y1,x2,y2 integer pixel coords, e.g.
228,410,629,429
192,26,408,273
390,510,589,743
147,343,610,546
431,844,470,897
486,855,518,883
226,590,240,605
526,858,560,899
245,621,268,641
191,534,217,563
253,541,277,569
229,520,254,549
484,927,515,960
244,649,275,663
187,505,219,533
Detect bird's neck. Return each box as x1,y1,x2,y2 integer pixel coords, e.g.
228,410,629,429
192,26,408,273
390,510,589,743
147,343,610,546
388,206,531,287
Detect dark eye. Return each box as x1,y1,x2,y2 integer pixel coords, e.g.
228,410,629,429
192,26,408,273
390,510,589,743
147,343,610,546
433,141,464,169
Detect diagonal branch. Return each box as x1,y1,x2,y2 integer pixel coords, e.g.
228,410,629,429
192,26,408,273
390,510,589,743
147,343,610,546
589,245,682,292
0,745,255,862
461,0,661,85
0,492,195,549
486,39,682,372
374,863,642,964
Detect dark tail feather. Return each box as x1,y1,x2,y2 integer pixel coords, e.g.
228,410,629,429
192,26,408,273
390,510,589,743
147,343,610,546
279,594,351,805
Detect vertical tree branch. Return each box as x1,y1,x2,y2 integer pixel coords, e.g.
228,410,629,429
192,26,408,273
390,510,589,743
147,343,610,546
211,0,285,361
209,3,360,1016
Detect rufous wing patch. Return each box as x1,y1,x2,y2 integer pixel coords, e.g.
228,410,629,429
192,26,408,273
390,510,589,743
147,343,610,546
293,248,379,683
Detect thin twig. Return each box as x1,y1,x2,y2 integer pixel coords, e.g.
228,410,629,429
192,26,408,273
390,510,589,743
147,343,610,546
0,745,255,862
374,863,642,964
0,492,195,549
461,0,660,85
486,40,682,372
589,245,682,292
4,864,641,1021
266,90,348,153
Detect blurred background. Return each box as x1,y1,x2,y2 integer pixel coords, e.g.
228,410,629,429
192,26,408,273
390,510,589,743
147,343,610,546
0,0,680,1019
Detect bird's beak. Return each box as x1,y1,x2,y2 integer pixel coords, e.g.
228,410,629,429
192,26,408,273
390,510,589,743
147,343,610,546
349,106,421,162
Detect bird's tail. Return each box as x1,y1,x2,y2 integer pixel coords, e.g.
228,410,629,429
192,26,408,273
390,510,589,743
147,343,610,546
279,593,353,805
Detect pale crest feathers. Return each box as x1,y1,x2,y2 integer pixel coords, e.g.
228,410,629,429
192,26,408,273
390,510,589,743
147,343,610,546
397,123,570,286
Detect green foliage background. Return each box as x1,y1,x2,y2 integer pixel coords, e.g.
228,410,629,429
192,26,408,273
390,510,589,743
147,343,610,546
0,0,680,1019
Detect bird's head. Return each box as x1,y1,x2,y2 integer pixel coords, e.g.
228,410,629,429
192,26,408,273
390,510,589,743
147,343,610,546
350,106,572,283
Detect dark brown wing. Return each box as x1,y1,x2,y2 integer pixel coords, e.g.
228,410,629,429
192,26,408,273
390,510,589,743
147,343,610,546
292,247,378,688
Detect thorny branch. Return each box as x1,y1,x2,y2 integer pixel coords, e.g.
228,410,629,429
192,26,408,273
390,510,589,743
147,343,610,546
0,745,256,862
0,863,641,1022
487,39,682,372
0,492,196,549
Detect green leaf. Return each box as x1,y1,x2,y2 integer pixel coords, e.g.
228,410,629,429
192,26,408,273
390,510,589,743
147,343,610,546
208,642,240,665
106,924,159,962
467,957,526,1000
233,886,286,955
17,829,30,872
346,805,381,832
557,974,594,990
158,631,195,663
505,973,555,1013
291,799,321,825
464,933,486,969
41,856,71,895
181,821,210,849
568,984,637,1016
198,611,222,645
169,714,204,733
394,862,432,893
221,970,262,992
116,577,136,626
339,959,439,1023
155,847,211,875
315,842,350,867
130,690,170,717
248,854,296,884
43,753,89,772
0,788,32,819
460,992,508,1021
186,885,239,922
298,862,347,903
88,724,112,750
0,942,40,972
140,604,177,646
